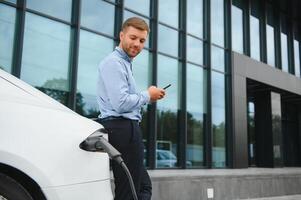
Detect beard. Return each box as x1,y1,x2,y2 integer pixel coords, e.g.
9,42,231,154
121,43,141,58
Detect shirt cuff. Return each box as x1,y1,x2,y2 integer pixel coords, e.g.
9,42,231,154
141,90,150,104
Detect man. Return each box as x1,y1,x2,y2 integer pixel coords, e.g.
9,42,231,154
97,17,165,200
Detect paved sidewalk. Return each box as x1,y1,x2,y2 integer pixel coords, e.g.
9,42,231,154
240,194,301,200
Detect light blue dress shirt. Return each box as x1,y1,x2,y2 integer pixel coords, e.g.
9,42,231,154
97,47,150,121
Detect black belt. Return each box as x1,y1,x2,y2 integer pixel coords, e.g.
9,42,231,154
98,116,138,123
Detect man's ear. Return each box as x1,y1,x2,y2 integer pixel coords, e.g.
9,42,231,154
119,31,124,41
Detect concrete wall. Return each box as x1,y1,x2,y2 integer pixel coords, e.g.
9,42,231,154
150,168,301,200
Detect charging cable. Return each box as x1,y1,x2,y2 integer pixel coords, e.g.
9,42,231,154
80,131,138,200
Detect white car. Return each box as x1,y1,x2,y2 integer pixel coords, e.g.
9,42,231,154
0,69,113,200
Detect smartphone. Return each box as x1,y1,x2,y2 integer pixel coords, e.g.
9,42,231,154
163,84,171,90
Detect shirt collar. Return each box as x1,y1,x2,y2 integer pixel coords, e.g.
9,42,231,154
115,46,132,63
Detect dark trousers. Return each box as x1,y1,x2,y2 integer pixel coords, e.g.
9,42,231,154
98,118,152,200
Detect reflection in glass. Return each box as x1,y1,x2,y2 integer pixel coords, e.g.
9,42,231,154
157,55,180,168
294,40,300,77
266,4,275,67
231,4,243,53
81,0,115,36
133,50,152,167
158,25,178,57
187,36,203,65
124,0,150,16
123,11,150,48
27,0,72,22
187,0,203,38
281,33,289,72
248,101,256,166
76,30,113,118
250,16,260,61
3,0,16,3
266,25,275,67
211,0,224,47
0,4,15,73
187,64,206,167
158,0,178,28
211,72,226,168
21,13,70,105
211,46,225,72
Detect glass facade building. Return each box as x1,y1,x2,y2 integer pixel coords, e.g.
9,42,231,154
1,0,300,169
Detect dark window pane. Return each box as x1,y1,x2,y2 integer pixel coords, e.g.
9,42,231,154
81,0,115,36
187,0,203,38
157,55,180,168
211,0,224,46
211,71,226,168
294,40,300,77
231,4,243,53
187,63,206,167
158,0,178,28
21,13,71,105
158,25,178,57
187,36,203,65
0,4,15,73
27,0,72,22
124,0,150,16
76,30,114,118
211,46,225,72
123,11,150,48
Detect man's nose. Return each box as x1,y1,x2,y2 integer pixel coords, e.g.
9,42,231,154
133,40,139,47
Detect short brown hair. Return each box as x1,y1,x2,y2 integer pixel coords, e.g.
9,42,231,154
121,17,150,34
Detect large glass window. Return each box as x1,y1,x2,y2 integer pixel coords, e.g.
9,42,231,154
187,36,203,65
231,0,243,53
266,4,275,67
124,0,150,16
211,46,225,72
132,49,152,166
0,4,15,73
158,0,178,28
250,0,260,61
211,71,226,168
27,0,72,22
76,30,114,117
187,0,203,38
294,40,300,77
281,16,289,73
156,55,180,168
3,0,16,4
158,25,178,57
81,0,115,36
21,13,71,105
187,64,206,167
281,33,289,72
211,0,224,47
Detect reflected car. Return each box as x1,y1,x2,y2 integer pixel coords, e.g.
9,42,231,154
0,69,113,200
156,150,192,168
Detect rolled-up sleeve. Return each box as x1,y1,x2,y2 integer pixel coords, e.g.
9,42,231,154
100,58,150,114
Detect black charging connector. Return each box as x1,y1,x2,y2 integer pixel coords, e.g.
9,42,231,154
80,130,138,200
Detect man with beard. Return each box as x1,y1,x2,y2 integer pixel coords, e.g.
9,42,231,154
97,17,165,200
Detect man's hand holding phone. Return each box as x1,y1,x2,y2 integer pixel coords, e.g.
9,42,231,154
148,86,165,102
